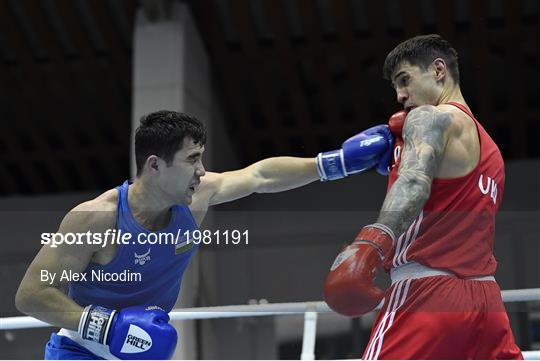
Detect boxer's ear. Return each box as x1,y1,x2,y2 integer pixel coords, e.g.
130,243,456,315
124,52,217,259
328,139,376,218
146,155,159,173
432,58,447,82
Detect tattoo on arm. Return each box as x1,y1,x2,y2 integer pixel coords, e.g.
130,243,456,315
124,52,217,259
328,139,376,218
377,105,452,238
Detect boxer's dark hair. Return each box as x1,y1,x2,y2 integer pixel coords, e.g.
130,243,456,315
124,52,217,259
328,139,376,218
135,110,207,176
383,34,460,85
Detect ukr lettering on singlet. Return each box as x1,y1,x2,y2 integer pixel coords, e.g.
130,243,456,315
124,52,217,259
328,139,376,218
478,174,497,205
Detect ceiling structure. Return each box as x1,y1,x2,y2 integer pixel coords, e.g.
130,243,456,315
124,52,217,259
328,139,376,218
0,0,136,195
190,0,540,163
0,0,538,195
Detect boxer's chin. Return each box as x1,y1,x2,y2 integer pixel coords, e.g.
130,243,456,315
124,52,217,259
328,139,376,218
183,192,194,205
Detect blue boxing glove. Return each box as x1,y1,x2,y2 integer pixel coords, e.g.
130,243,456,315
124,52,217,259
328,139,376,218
316,125,394,181
375,124,395,176
79,305,177,360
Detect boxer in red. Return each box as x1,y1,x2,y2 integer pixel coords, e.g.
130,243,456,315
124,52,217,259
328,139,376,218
324,34,523,359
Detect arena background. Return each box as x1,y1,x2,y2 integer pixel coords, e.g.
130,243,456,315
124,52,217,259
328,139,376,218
0,0,539,359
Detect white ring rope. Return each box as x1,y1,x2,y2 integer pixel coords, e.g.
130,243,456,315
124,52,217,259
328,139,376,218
2,288,540,329
523,351,540,360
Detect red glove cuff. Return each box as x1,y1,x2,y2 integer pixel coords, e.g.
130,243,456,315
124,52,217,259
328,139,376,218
354,223,395,259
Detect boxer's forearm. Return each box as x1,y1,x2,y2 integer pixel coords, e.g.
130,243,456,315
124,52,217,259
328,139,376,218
253,157,319,193
376,176,431,237
16,285,83,331
204,157,318,206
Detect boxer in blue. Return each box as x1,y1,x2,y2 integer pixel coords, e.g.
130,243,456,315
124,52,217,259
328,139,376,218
16,110,394,360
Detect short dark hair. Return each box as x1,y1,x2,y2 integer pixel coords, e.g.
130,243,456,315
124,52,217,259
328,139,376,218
383,34,460,84
135,110,207,176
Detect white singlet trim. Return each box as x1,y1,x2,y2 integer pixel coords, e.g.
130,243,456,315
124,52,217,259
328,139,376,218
57,328,118,360
390,262,495,284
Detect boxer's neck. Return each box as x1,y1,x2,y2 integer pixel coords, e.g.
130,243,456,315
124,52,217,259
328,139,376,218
436,84,468,109
128,179,173,230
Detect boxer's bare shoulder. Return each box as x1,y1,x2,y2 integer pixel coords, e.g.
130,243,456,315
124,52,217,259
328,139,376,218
66,188,118,233
189,171,257,225
400,105,453,180
63,189,119,265
435,103,480,178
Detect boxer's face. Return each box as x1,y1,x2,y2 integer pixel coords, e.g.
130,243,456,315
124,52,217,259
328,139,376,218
391,60,444,110
158,137,206,205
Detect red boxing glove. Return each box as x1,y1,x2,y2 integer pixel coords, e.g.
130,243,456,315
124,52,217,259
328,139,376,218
388,110,407,138
376,111,407,176
324,223,395,317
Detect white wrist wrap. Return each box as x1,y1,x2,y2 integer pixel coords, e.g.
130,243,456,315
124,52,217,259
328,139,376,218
78,305,116,345
369,223,396,244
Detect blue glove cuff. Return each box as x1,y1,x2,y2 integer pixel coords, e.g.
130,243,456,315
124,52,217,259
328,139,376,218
375,130,395,176
78,305,116,345
317,150,346,181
